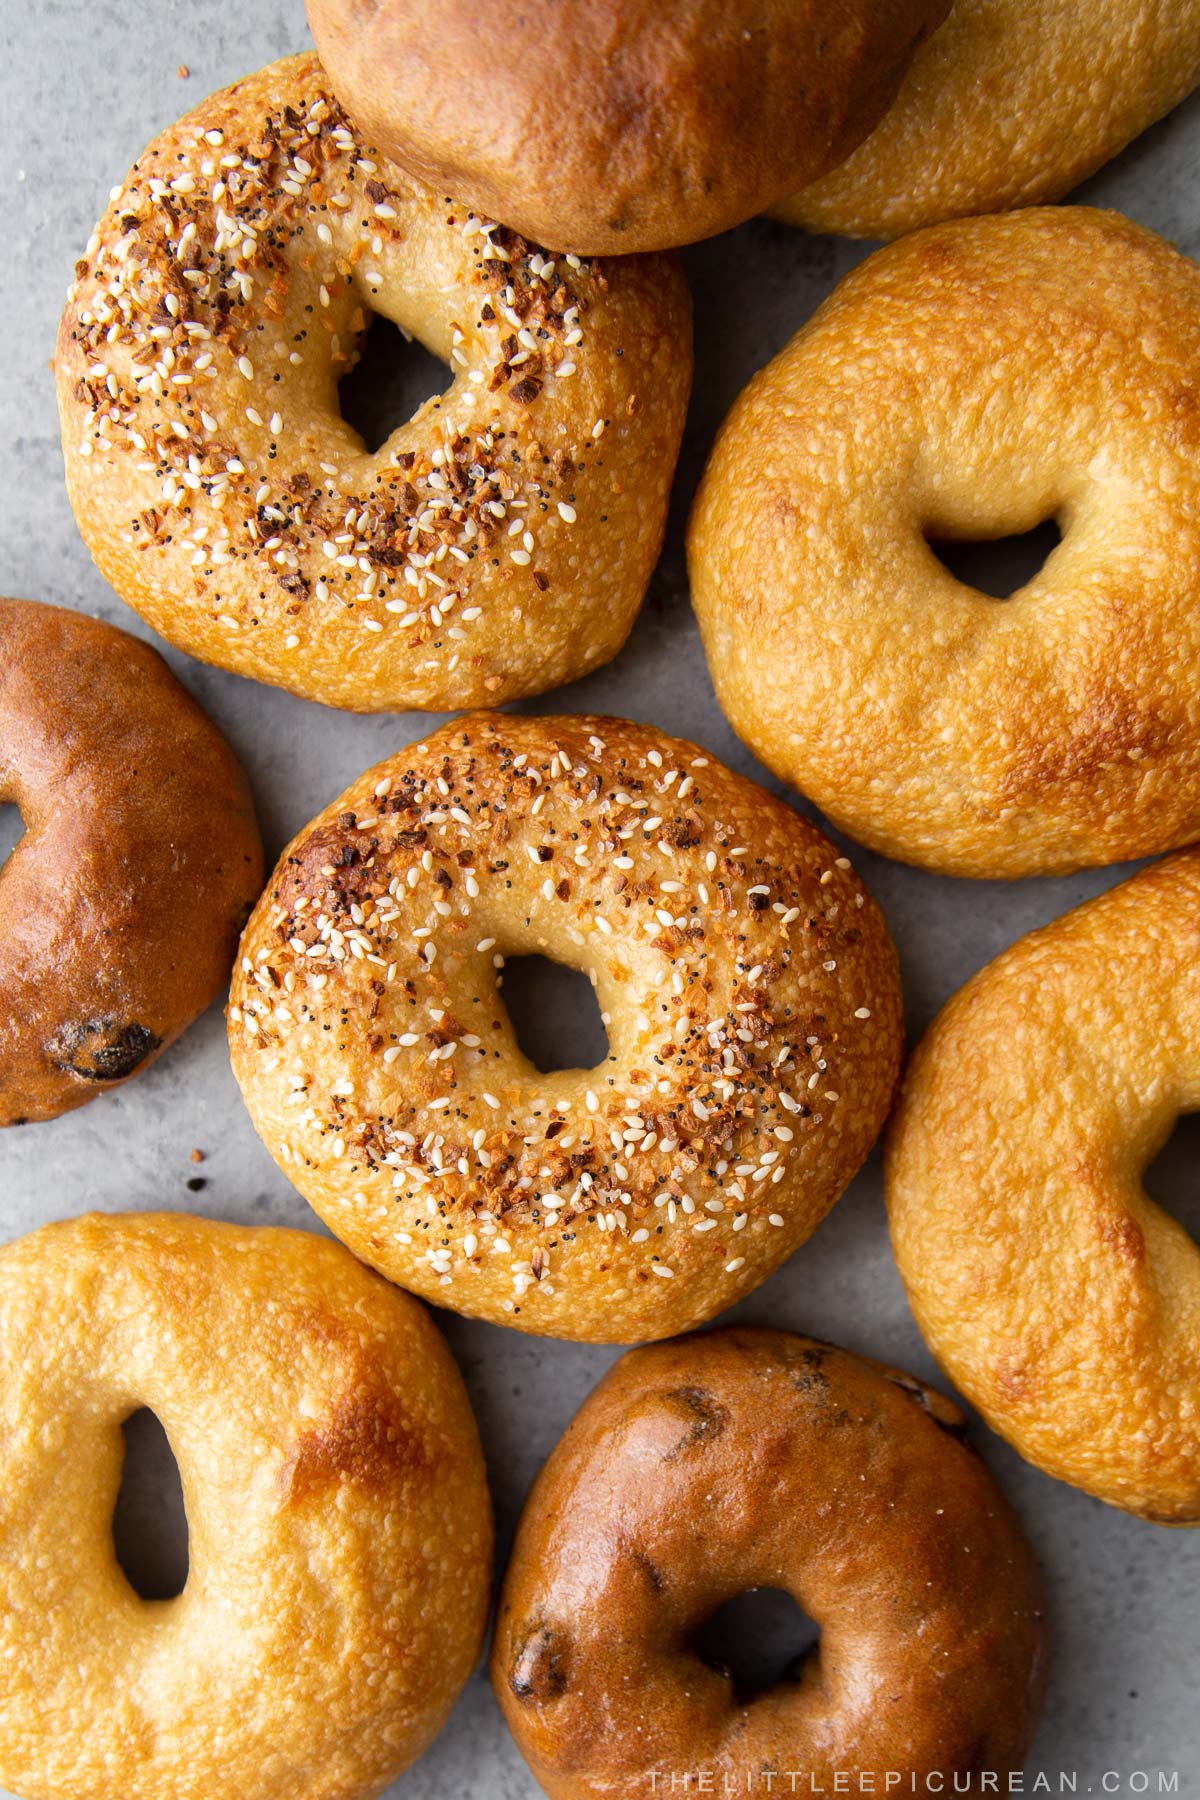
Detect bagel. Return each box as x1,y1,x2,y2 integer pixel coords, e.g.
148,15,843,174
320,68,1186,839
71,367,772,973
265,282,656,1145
688,207,1200,880
56,54,691,713
0,597,262,1126
493,1327,1047,1796
228,713,903,1342
0,1211,492,1800
776,0,1200,239
887,851,1200,1525
306,0,949,257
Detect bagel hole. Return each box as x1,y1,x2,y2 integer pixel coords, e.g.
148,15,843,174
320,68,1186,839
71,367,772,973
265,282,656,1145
0,803,23,870
338,312,449,454
112,1409,189,1602
498,954,610,1074
926,518,1062,599
694,1587,819,1702
1143,1113,1200,1246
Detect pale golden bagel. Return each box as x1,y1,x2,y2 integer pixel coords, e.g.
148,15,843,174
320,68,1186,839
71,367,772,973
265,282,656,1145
0,1211,492,1800
56,55,691,713
229,714,903,1342
0,597,262,1127
777,0,1200,238
688,208,1200,880
307,0,949,256
493,1328,1047,1797
886,852,1200,1525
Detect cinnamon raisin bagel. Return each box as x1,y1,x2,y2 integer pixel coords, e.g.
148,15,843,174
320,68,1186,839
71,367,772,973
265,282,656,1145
56,54,691,713
229,714,903,1342
689,207,1200,879
777,0,1200,239
306,0,948,256
0,598,262,1126
493,1328,1047,1797
887,851,1200,1525
0,1210,493,1800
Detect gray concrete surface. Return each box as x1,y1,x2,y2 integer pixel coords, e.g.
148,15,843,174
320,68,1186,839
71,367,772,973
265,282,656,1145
3,6,1199,1796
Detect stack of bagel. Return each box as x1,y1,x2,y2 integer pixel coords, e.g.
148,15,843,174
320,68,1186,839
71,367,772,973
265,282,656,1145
2,2,1199,1797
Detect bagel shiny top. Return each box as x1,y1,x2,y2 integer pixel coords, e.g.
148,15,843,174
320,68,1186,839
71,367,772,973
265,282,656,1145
778,0,1200,238
887,849,1200,1523
0,598,262,1126
0,1211,492,1800
689,207,1200,878
495,1329,1046,1795
306,0,949,254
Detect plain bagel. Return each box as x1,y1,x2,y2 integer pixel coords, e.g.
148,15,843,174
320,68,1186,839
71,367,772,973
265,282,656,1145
0,597,262,1126
229,713,903,1342
56,54,691,712
306,0,949,255
0,1211,493,1800
493,1328,1047,1796
887,851,1200,1525
688,207,1200,879
776,0,1200,239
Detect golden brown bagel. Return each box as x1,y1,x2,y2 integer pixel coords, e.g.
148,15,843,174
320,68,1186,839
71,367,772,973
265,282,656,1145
0,598,262,1126
688,208,1200,879
887,852,1200,1525
0,1211,492,1800
306,0,948,256
56,54,691,713
777,0,1200,239
229,714,903,1341
493,1328,1047,1796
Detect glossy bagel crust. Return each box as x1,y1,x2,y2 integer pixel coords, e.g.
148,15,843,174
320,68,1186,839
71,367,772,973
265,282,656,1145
0,598,262,1126
777,0,1200,239
887,852,1200,1525
689,208,1200,879
0,1211,493,1800
229,714,902,1342
493,1328,1047,1797
56,55,691,713
306,0,948,256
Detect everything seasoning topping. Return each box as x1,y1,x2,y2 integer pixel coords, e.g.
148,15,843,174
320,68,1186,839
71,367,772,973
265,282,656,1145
229,722,881,1313
62,57,608,678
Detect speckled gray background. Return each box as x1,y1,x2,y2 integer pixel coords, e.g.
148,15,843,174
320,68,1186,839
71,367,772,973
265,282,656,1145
3,6,1200,1797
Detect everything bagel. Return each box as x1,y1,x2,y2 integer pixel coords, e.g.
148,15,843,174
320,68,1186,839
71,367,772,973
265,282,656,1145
887,851,1200,1524
493,1328,1046,1796
0,1211,492,1800
777,0,1200,239
689,207,1200,879
229,714,902,1342
0,598,262,1125
56,55,691,712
